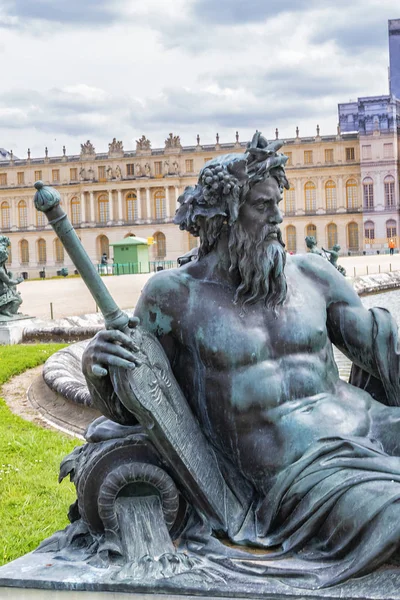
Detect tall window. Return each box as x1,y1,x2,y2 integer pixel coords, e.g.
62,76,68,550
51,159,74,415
127,164,134,176
70,168,78,181
364,221,375,241
98,166,106,182
153,190,166,220
346,179,358,209
325,180,337,211
362,145,372,160
304,181,316,212
71,197,81,226
126,192,137,221
1,202,10,229
384,143,393,158
185,159,194,173
347,222,359,251
54,238,64,263
324,149,334,163
284,187,295,214
52,169,60,183
386,219,397,238
384,175,395,207
6,244,11,265
18,200,28,228
0,173,7,186
98,194,109,223
327,223,338,249
37,239,47,264
345,147,355,161
17,172,25,185
363,177,374,209
286,225,296,254
306,224,317,240
20,239,29,264
36,209,46,228
154,232,166,259
98,235,109,260
304,151,313,165
285,152,292,166
34,170,42,181
154,161,162,177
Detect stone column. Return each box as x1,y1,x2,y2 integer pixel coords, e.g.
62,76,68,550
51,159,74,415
11,199,18,228
337,176,344,209
89,191,95,223
80,191,86,223
316,176,323,210
175,186,180,210
136,188,142,220
146,188,151,221
165,186,170,218
117,189,123,222
108,189,114,222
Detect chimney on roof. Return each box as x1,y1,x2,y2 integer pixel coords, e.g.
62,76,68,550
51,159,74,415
389,19,400,99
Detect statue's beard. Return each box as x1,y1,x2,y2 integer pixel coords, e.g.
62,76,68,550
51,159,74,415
228,221,287,311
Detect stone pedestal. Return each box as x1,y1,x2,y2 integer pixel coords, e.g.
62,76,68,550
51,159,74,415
0,317,34,344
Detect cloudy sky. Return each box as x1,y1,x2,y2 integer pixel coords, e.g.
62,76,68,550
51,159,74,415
0,0,398,158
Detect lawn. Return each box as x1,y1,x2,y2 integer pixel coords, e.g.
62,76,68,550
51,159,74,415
0,344,81,565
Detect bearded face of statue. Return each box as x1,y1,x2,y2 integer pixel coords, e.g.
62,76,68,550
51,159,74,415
228,176,287,310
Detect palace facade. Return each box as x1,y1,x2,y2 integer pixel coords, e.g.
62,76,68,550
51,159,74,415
0,123,398,277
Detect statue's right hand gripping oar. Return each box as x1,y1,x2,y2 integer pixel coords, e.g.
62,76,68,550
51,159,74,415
33,181,136,377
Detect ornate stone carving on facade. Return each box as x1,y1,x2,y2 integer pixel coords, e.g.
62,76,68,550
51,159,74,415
115,165,122,180
80,140,95,157
136,135,151,154
172,161,179,174
164,161,170,175
164,133,181,150
144,163,151,177
135,163,142,176
79,167,87,181
106,166,114,180
87,167,95,181
108,138,124,157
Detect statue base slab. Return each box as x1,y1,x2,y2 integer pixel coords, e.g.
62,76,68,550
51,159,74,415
2,549,400,600
0,317,34,345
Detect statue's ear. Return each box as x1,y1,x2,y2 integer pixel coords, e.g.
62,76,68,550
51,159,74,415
227,159,247,183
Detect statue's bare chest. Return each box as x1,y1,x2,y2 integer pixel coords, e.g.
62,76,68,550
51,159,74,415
179,278,328,371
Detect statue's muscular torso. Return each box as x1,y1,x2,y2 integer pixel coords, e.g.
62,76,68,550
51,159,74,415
135,254,385,490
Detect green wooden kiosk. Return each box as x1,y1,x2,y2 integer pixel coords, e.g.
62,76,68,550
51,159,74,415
110,236,151,274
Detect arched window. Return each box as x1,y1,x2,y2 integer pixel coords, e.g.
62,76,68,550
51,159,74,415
363,177,374,209
306,224,317,240
153,190,166,220
20,239,29,265
346,179,358,210
125,192,137,222
188,232,198,251
327,223,338,249
37,238,47,264
54,238,64,264
1,201,10,229
284,187,295,214
124,232,135,238
386,219,397,238
98,235,109,261
364,220,375,241
347,222,359,251
71,197,81,226
98,194,109,223
325,180,337,211
153,232,166,259
18,200,28,228
6,243,11,265
286,225,296,254
36,209,46,228
304,181,316,213
384,175,395,207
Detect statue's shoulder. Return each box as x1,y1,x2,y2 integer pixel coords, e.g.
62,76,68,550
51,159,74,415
141,268,191,300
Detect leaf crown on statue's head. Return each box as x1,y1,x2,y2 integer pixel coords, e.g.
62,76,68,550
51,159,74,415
33,181,61,213
174,131,289,245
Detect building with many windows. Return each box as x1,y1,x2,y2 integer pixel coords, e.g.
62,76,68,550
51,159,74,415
0,19,399,277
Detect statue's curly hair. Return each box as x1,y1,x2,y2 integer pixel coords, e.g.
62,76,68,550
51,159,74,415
174,131,290,257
